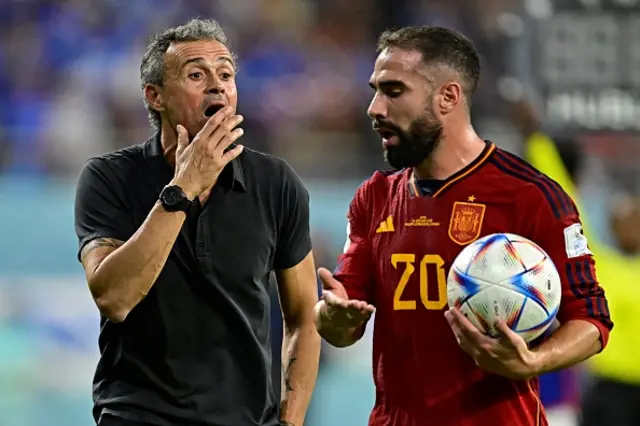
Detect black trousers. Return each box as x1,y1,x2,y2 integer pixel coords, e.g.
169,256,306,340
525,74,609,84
579,377,640,426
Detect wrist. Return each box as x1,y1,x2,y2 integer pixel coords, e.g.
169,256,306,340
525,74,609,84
525,347,547,378
169,179,198,201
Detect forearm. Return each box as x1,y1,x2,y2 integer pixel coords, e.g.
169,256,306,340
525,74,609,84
531,319,602,375
90,202,186,321
280,322,320,426
313,301,365,348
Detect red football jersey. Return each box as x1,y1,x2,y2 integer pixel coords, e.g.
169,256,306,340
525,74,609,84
334,142,612,426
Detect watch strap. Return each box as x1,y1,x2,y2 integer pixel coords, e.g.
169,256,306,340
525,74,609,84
175,195,192,213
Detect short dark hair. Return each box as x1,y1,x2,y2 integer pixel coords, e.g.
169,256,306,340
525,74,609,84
377,26,480,101
140,19,237,130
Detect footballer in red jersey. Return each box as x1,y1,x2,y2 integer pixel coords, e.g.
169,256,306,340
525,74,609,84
313,26,612,426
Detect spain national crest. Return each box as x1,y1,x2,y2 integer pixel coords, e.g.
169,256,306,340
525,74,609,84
448,202,486,245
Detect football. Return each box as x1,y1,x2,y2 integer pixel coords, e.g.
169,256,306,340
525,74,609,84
447,233,562,343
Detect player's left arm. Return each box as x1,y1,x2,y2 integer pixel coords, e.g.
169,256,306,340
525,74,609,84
274,162,320,426
527,188,613,375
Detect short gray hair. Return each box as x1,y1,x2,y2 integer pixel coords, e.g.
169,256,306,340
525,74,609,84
140,19,237,131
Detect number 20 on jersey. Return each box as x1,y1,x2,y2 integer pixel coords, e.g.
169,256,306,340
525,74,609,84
391,253,447,311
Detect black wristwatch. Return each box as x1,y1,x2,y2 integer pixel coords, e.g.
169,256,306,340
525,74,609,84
159,185,193,213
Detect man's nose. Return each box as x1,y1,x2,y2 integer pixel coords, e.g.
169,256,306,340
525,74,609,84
367,93,387,120
206,76,224,95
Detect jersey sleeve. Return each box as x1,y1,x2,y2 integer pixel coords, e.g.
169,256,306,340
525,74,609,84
74,157,135,261
528,185,613,349
333,182,375,303
274,161,312,270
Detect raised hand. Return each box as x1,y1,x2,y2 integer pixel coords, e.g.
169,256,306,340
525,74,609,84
317,267,375,329
172,106,244,199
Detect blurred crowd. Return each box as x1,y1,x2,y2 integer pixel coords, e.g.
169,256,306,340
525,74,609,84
0,0,522,179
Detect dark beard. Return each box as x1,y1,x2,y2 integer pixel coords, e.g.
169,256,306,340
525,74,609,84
384,115,442,169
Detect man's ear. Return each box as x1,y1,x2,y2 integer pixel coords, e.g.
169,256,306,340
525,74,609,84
144,84,165,113
438,82,462,114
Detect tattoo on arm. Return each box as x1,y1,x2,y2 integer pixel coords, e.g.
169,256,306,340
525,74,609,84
282,357,297,393
80,237,124,263
280,421,295,426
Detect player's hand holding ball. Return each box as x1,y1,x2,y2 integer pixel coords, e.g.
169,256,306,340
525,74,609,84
444,233,563,380
445,308,537,380
317,268,375,328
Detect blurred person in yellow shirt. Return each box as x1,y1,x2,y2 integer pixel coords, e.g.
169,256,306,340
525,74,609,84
578,195,640,426
515,102,640,426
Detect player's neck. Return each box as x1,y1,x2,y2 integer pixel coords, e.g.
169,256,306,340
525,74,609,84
414,128,485,181
160,123,179,167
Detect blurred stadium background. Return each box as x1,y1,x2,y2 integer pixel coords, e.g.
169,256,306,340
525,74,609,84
2,0,640,425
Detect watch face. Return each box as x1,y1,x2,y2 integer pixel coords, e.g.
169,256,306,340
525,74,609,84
163,186,182,205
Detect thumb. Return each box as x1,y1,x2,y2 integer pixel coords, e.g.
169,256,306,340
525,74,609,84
318,267,344,291
176,125,189,156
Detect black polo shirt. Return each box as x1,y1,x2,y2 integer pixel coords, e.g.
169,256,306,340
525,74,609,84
74,133,312,426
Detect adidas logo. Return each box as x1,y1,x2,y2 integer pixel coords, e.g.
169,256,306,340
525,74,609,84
376,216,395,233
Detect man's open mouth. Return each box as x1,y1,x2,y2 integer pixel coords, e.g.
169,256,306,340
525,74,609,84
204,104,225,117
378,129,396,140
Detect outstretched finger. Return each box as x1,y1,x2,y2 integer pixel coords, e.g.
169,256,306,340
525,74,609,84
212,115,244,152
200,106,233,137
346,299,375,313
176,125,190,157
447,308,487,346
494,318,522,347
220,142,244,164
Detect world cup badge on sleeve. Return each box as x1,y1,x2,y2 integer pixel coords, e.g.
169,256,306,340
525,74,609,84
448,202,486,245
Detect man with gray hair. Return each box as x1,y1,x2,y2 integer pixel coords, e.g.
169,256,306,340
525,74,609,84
74,19,320,426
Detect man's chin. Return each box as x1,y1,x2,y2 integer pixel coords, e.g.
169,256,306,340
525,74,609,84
385,148,419,170
384,156,414,170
